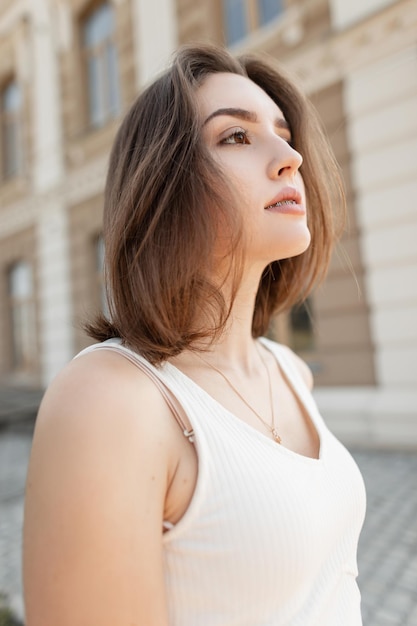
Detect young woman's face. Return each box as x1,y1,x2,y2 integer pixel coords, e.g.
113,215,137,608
197,72,311,267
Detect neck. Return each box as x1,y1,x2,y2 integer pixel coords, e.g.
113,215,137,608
174,263,267,375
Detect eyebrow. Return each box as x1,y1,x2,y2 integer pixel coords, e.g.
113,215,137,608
203,107,290,132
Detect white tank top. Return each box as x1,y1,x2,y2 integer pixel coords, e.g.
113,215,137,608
79,337,366,626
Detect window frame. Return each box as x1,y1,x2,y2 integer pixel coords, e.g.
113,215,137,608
94,233,109,316
7,260,37,374
0,78,23,182
80,1,121,130
223,0,284,45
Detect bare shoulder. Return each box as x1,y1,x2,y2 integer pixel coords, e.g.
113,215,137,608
31,348,177,476
278,344,314,391
36,347,174,442
23,348,174,626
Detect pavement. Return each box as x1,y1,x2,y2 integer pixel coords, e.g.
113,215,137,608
0,423,33,623
353,449,417,626
0,389,416,625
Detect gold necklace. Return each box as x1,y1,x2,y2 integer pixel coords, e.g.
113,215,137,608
196,343,282,444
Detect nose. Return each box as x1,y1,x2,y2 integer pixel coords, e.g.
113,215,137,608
267,140,303,180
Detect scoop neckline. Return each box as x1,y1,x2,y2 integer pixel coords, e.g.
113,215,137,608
164,338,324,465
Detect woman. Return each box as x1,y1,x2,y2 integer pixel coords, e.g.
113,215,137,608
23,44,366,625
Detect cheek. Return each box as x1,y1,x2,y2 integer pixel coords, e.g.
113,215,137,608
221,170,256,216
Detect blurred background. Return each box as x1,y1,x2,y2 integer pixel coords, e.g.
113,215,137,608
0,0,416,624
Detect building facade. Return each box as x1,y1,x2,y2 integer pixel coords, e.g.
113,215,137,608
0,0,416,447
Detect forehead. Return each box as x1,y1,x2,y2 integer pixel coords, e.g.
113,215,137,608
196,72,285,122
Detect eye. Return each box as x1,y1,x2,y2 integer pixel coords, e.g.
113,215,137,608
221,129,250,145
279,132,293,147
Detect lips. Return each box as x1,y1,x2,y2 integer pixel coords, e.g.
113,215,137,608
265,186,302,210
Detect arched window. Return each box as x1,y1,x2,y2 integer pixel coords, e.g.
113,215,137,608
8,261,36,371
1,80,23,180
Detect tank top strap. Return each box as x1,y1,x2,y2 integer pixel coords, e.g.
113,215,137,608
258,337,308,392
74,340,196,443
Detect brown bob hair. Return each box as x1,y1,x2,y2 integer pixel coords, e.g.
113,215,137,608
87,44,345,365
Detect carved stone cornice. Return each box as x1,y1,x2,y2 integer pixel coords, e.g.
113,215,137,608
0,195,35,239
246,0,417,93
64,155,108,206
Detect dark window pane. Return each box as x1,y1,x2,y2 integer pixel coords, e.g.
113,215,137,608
2,82,21,112
290,299,315,352
84,3,113,47
95,236,109,316
83,2,120,127
1,81,22,178
257,0,282,27
8,261,36,371
4,121,19,176
223,0,248,44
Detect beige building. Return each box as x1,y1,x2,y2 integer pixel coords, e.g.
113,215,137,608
0,0,416,447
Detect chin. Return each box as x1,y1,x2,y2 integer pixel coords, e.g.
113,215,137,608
272,226,311,261
293,231,312,256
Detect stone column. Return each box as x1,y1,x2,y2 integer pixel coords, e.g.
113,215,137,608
30,0,73,385
341,46,417,446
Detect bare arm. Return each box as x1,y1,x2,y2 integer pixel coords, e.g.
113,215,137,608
23,350,174,626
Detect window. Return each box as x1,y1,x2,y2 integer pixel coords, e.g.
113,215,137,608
223,0,283,44
8,261,36,372
290,299,315,353
82,2,120,128
1,80,23,180
258,0,282,26
95,235,109,315
224,0,247,44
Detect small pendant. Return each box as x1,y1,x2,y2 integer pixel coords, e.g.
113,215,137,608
272,429,282,444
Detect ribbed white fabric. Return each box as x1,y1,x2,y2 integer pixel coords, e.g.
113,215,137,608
79,337,366,626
